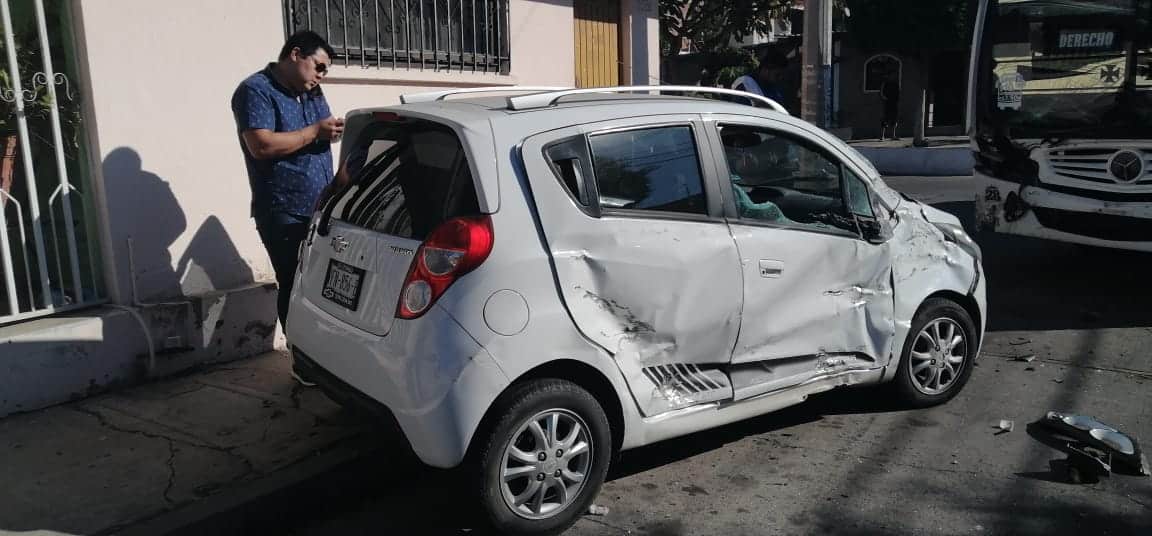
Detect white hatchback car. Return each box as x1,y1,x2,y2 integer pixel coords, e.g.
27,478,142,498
287,86,986,536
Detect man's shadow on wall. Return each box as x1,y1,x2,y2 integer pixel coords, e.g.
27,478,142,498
102,147,274,356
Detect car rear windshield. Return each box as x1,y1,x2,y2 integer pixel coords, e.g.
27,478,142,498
331,117,481,240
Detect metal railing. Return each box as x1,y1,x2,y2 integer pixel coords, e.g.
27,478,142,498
284,0,511,74
0,0,105,324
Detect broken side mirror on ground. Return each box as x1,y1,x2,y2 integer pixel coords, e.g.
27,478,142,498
1026,411,1150,484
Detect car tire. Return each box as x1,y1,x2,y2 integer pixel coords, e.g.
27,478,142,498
894,298,978,408
470,379,612,536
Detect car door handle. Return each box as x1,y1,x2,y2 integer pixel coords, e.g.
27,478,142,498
759,260,784,278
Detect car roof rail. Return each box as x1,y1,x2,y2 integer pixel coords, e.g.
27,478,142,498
505,85,788,113
399,86,573,104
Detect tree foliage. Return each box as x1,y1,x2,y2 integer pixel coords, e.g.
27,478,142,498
661,0,970,57
660,0,797,56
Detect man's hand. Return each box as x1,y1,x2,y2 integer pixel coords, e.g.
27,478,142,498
316,117,345,142
241,117,345,160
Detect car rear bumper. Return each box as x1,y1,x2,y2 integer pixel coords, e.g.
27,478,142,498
287,295,509,468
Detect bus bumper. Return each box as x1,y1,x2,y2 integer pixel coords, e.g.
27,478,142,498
974,172,1152,252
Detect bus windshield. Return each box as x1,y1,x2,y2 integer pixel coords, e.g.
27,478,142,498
975,0,1152,141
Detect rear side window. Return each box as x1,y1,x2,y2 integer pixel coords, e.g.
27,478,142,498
333,119,480,240
545,137,594,207
587,126,708,216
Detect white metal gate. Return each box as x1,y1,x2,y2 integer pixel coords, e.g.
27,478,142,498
0,0,103,324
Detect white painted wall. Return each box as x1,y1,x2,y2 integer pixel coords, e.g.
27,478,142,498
77,0,285,303
621,0,661,85
75,0,653,305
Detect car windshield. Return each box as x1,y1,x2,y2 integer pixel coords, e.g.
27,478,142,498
980,0,1152,139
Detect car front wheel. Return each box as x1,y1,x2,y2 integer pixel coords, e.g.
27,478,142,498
894,298,978,407
471,379,612,536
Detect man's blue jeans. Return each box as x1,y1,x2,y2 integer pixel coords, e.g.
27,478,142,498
255,211,311,331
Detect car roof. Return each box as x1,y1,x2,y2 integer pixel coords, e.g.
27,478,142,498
428,93,750,112
350,91,819,137
397,92,779,116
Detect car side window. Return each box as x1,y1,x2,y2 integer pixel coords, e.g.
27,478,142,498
718,124,854,233
845,168,875,218
587,126,708,216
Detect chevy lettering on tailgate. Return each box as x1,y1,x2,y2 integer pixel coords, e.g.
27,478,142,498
322,259,366,310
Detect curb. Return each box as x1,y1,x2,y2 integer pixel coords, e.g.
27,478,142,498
854,146,974,177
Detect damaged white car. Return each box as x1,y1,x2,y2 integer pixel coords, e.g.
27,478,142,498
286,86,987,536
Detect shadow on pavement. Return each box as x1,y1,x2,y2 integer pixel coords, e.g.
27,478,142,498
167,428,487,536
608,385,908,481
174,385,909,536
935,200,1152,332
799,481,1151,536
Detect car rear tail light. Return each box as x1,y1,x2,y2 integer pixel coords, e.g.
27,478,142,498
397,216,494,319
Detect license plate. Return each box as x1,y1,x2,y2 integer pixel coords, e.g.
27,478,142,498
321,259,366,311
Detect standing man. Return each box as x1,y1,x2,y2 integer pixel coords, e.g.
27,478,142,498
231,30,344,370
880,74,901,140
731,49,789,106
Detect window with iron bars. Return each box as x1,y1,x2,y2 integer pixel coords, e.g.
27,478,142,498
284,0,511,74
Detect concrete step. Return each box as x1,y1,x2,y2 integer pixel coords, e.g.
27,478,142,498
0,283,280,418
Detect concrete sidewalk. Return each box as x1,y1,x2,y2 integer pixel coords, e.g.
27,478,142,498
0,351,382,536
848,136,973,177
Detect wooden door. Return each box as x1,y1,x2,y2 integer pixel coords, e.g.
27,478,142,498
573,0,621,88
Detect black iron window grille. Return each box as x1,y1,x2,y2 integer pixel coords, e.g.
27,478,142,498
284,0,511,74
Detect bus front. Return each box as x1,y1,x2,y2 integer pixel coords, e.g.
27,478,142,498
969,0,1152,249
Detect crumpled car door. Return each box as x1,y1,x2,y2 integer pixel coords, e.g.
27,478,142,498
519,116,744,416
701,118,896,399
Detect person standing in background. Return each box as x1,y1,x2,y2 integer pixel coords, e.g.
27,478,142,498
880,74,901,140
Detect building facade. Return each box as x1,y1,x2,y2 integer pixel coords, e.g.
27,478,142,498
0,0,660,417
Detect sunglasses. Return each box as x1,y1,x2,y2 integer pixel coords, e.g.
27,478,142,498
312,57,329,74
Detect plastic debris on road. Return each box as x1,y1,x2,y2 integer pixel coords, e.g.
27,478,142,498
1026,411,1150,484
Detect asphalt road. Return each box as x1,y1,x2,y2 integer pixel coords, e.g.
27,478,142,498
192,176,1152,536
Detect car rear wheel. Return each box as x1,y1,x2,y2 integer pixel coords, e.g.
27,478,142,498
471,379,612,536
894,298,978,407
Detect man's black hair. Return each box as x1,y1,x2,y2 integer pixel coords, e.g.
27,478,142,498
279,30,336,61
